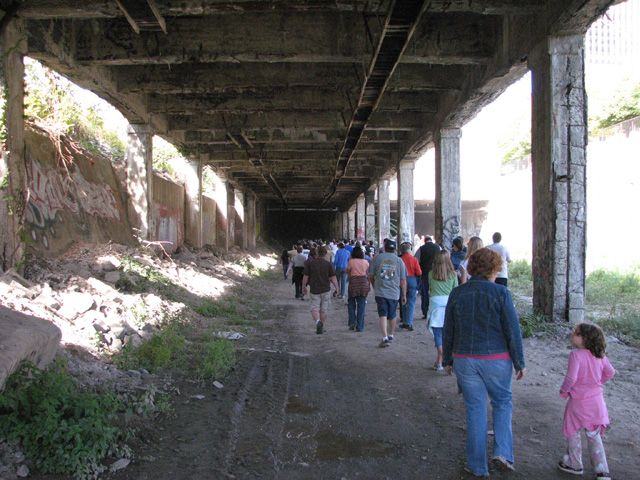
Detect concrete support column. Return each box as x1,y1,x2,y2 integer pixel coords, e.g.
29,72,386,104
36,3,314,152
245,193,256,250
397,160,416,245
342,211,349,240
234,189,246,250
376,177,391,247
347,205,356,240
356,194,366,242
1,18,27,270
126,124,154,240
365,190,376,242
226,182,236,249
529,35,587,323
434,128,462,249
183,157,203,248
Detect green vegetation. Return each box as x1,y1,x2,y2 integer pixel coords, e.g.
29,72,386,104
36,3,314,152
593,83,640,131
152,136,180,180
116,256,178,299
195,299,238,318
0,361,129,480
193,338,236,380
23,59,126,161
115,313,237,379
501,139,531,166
509,260,640,343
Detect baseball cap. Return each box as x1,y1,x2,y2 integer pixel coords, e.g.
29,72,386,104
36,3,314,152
384,239,397,250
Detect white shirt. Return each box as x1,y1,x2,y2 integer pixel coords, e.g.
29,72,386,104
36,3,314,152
487,243,511,278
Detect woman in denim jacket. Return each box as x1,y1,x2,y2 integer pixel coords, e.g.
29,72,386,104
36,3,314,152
443,248,526,478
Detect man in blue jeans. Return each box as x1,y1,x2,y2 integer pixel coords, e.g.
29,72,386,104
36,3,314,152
369,239,407,348
333,242,350,298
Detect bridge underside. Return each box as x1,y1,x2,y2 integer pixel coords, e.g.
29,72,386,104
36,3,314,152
1,0,617,321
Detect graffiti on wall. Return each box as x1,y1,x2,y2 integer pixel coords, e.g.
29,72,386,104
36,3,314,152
25,159,121,248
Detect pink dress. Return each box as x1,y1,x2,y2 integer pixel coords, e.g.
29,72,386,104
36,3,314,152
560,348,616,438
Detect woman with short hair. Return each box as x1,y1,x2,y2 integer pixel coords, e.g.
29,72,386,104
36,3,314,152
346,246,370,332
443,247,526,477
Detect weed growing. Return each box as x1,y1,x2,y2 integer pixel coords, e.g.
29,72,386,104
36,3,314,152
117,256,179,300
586,268,640,304
115,323,187,372
194,338,236,380
0,361,130,480
195,299,237,318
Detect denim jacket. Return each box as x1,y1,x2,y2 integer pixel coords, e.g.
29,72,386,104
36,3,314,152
443,276,525,371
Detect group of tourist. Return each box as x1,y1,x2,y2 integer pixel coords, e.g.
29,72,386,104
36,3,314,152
279,233,615,480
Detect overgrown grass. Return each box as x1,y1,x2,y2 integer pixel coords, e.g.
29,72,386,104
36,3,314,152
116,256,178,299
114,317,237,379
0,361,130,480
195,299,238,318
509,260,640,343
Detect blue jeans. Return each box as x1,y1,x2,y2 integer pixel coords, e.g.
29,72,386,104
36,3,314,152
401,276,418,326
454,357,514,476
432,327,443,347
336,269,348,297
348,296,367,331
420,274,430,316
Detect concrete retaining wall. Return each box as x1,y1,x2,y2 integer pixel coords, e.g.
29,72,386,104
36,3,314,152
202,195,217,246
152,173,185,252
24,127,133,256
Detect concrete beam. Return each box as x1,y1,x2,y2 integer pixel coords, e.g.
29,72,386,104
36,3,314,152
126,124,154,239
397,160,416,244
376,177,391,247
434,128,461,249
1,18,27,270
183,157,203,248
365,189,376,242
168,111,428,132
226,182,236,249
147,90,439,115
529,34,587,323
17,0,543,19
28,13,497,66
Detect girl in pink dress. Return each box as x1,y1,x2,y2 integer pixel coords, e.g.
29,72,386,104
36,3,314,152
558,323,615,480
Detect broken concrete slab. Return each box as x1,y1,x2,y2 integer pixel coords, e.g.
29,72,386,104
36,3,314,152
0,305,61,390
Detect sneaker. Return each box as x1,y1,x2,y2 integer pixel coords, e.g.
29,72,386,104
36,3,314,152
387,335,394,342
316,321,323,334
463,467,489,478
434,364,444,372
595,473,611,480
406,325,414,331
378,338,390,348
557,461,583,475
399,323,408,329
492,456,515,472
348,325,355,331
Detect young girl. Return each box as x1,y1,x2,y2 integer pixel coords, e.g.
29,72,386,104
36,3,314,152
558,323,615,480
427,250,457,371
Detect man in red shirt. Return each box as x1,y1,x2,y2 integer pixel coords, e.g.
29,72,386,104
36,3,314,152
399,242,422,331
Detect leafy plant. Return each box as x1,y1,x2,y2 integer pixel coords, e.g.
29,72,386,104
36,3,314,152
115,324,186,372
194,339,236,380
501,139,531,166
519,312,551,338
594,83,640,130
0,361,129,479
195,299,237,318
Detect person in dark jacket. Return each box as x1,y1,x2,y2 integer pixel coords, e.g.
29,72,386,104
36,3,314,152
281,248,290,280
443,247,526,478
415,235,441,318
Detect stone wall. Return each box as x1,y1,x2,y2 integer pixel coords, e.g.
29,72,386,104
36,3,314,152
152,173,184,252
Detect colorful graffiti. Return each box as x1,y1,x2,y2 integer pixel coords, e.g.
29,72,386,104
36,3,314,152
25,159,121,248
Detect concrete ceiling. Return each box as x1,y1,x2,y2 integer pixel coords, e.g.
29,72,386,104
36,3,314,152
9,0,614,210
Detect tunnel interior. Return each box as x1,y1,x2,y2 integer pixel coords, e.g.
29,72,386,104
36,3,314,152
264,210,338,246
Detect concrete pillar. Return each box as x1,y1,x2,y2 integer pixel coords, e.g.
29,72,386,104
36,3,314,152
126,124,154,240
347,205,356,240
397,160,416,245
529,35,587,323
0,18,27,270
245,193,256,250
377,177,391,247
213,174,228,251
365,190,376,242
226,182,236,249
183,157,203,248
342,211,349,240
356,194,366,242
434,128,462,249
234,189,246,250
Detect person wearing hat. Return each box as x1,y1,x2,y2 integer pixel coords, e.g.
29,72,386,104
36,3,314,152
369,238,407,348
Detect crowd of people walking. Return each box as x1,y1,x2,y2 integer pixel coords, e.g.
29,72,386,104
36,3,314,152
279,232,615,480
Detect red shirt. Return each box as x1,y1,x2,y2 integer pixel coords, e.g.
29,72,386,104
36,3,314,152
401,253,422,277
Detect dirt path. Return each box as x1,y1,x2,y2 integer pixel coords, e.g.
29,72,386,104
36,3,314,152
108,270,640,480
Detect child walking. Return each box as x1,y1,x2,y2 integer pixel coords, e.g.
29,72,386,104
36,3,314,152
427,250,457,371
558,323,615,480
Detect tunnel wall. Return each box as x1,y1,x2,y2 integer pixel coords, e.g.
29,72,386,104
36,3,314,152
152,174,185,252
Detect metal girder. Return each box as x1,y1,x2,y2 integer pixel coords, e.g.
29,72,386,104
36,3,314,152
323,0,428,206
